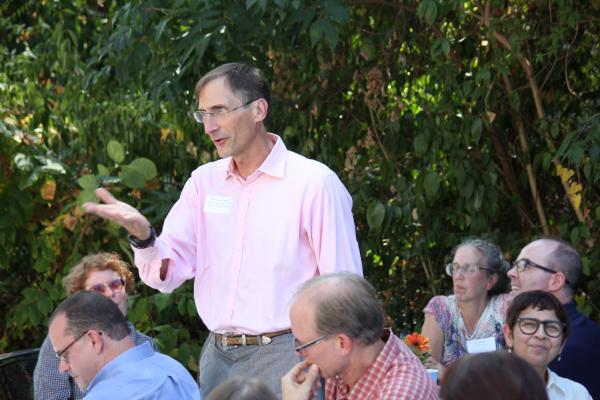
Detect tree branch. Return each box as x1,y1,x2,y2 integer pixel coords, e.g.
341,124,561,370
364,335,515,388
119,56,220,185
483,0,586,225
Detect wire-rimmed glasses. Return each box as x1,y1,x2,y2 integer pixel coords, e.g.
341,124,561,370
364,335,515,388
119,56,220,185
192,98,258,124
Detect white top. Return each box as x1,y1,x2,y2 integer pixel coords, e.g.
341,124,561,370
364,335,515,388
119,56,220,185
546,369,592,400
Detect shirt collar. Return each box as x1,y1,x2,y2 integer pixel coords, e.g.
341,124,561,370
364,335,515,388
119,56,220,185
225,133,287,180
333,328,394,394
86,341,153,394
546,368,567,396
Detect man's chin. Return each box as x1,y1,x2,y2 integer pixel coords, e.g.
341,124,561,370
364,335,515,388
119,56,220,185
74,377,87,392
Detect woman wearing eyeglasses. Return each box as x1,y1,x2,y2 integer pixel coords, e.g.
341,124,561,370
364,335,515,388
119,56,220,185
421,238,510,370
504,290,591,399
33,252,154,400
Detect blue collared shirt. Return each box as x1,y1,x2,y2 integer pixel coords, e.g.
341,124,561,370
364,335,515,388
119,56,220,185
34,322,154,400
84,341,201,400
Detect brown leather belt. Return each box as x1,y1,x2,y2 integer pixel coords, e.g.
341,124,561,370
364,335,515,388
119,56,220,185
214,329,291,349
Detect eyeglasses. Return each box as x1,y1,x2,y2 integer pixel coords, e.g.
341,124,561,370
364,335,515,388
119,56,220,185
55,330,88,363
88,278,125,294
511,259,570,285
192,98,258,124
294,334,330,353
445,263,492,277
517,317,565,338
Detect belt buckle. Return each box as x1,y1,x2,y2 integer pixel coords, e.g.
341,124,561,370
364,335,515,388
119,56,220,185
261,335,272,345
220,332,235,350
220,332,246,350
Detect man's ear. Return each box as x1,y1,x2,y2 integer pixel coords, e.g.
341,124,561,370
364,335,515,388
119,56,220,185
336,333,353,356
254,98,268,123
88,330,104,354
549,271,568,292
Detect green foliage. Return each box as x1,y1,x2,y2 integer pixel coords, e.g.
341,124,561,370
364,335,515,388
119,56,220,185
1,0,599,374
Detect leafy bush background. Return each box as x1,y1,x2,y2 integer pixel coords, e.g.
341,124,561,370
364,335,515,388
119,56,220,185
1,0,599,371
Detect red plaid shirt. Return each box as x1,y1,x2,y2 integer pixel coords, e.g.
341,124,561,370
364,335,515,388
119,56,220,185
324,329,439,400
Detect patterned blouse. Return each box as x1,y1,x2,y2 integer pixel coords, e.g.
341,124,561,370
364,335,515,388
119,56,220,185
33,322,154,400
423,293,510,366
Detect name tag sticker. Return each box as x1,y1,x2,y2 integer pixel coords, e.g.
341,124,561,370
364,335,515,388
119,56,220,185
466,336,496,354
204,195,233,214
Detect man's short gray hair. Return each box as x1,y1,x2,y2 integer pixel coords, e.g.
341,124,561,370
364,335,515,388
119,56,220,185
295,272,384,345
538,236,582,295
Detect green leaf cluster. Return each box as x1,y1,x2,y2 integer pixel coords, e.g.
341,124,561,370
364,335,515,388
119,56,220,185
1,0,599,373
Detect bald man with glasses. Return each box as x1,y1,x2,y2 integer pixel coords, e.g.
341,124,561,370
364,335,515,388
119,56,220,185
507,236,600,399
282,273,437,400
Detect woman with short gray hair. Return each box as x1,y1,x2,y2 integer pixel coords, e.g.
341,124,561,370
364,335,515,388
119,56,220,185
421,239,510,370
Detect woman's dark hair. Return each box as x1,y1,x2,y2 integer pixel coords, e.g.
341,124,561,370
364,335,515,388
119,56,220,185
205,377,277,400
440,352,548,400
452,238,510,296
505,290,570,344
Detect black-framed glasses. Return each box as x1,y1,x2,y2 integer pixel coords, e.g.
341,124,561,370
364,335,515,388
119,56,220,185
517,317,565,338
294,334,330,353
512,258,570,285
88,278,125,294
192,98,258,124
54,330,89,363
445,263,492,277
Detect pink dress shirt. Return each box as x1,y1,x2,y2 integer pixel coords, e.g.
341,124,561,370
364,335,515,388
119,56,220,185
133,134,362,334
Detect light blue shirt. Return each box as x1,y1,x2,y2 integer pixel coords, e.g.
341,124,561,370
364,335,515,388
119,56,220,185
84,341,201,400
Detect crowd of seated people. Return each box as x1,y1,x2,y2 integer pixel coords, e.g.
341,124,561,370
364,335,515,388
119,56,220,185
30,235,599,399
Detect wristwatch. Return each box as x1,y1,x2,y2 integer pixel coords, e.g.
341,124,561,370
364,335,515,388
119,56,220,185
128,226,156,249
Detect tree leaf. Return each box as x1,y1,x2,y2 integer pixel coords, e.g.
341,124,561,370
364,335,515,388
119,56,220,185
324,0,349,23
40,179,56,201
78,174,99,190
309,19,325,47
120,165,146,188
128,157,157,181
414,134,429,158
471,118,482,143
424,171,439,199
321,19,339,49
107,140,125,163
77,188,98,206
366,202,386,230
14,153,34,172
97,164,110,176
153,293,172,313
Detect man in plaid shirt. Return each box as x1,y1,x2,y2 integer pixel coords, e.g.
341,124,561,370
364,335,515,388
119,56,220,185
282,272,438,400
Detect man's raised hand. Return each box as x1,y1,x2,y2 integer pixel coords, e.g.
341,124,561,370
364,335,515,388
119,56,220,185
83,188,152,240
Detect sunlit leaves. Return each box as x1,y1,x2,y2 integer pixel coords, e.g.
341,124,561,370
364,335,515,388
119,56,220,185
107,139,125,164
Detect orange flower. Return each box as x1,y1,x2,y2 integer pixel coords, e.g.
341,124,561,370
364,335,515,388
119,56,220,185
404,332,430,352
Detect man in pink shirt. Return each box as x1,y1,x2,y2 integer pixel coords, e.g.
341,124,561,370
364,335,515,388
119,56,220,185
83,62,362,397
281,273,438,400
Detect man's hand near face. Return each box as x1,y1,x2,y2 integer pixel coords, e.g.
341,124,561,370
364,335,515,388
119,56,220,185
281,360,320,400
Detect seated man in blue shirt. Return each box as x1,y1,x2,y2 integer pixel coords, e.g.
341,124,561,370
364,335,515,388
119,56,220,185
507,236,600,399
48,291,201,400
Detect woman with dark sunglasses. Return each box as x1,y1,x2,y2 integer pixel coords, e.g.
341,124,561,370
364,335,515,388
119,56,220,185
503,290,591,400
34,252,154,400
